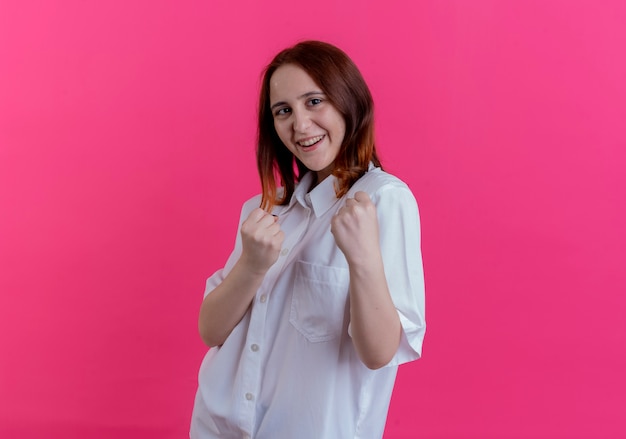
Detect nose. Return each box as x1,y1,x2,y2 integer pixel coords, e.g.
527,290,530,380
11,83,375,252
292,109,311,133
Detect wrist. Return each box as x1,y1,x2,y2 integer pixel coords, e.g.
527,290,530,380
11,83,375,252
346,249,384,275
235,256,271,279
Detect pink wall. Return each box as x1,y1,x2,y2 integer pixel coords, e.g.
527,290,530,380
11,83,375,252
1,1,625,438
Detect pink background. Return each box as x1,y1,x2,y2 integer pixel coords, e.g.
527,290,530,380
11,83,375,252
1,1,625,438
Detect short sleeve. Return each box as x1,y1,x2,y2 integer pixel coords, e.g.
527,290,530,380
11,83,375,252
371,183,426,367
203,194,263,299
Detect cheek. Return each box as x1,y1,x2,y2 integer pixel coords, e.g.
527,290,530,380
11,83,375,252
274,121,289,142
329,111,346,142
334,121,347,145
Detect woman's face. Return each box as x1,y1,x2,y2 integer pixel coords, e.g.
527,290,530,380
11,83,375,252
269,64,346,184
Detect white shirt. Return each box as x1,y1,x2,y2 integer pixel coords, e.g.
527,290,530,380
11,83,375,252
191,166,426,439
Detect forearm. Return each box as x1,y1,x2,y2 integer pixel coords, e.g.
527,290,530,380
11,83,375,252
348,253,402,370
198,259,266,347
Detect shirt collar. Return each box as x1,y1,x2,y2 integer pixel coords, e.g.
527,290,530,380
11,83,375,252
283,171,339,218
280,163,378,217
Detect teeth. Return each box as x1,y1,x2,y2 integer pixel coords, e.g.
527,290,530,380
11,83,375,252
299,135,324,147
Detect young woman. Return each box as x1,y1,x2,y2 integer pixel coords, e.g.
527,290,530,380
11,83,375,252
191,40,426,439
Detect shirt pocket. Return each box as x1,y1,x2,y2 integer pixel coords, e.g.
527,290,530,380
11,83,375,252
289,260,350,342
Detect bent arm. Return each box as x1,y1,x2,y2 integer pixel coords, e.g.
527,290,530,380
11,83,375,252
199,207,284,347
331,191,402,369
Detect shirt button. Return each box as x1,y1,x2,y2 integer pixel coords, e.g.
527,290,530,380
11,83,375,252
280,248,289,256
245,392,254,401
259,295,267,303
251,344,259,352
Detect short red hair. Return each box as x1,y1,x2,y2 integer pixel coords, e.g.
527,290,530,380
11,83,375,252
257,40,381,211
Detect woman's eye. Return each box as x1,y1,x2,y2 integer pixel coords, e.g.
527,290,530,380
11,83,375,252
308,98,322,106
275,107,291,116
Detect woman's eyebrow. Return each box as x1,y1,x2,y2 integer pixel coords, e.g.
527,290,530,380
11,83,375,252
270,91,324,110
270,101,287,111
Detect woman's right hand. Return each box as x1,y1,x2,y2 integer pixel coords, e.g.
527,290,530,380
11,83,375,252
198,208,284,347
239,208,285,275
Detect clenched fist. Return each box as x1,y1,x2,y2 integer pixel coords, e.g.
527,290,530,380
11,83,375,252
240,208,285,274
331,191,381,265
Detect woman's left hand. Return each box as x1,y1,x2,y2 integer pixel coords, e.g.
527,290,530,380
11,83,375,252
331,191,380,265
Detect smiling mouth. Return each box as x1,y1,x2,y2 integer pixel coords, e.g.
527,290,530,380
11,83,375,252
297,135,325,147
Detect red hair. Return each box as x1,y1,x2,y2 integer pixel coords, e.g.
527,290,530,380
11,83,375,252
257,40,381,211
